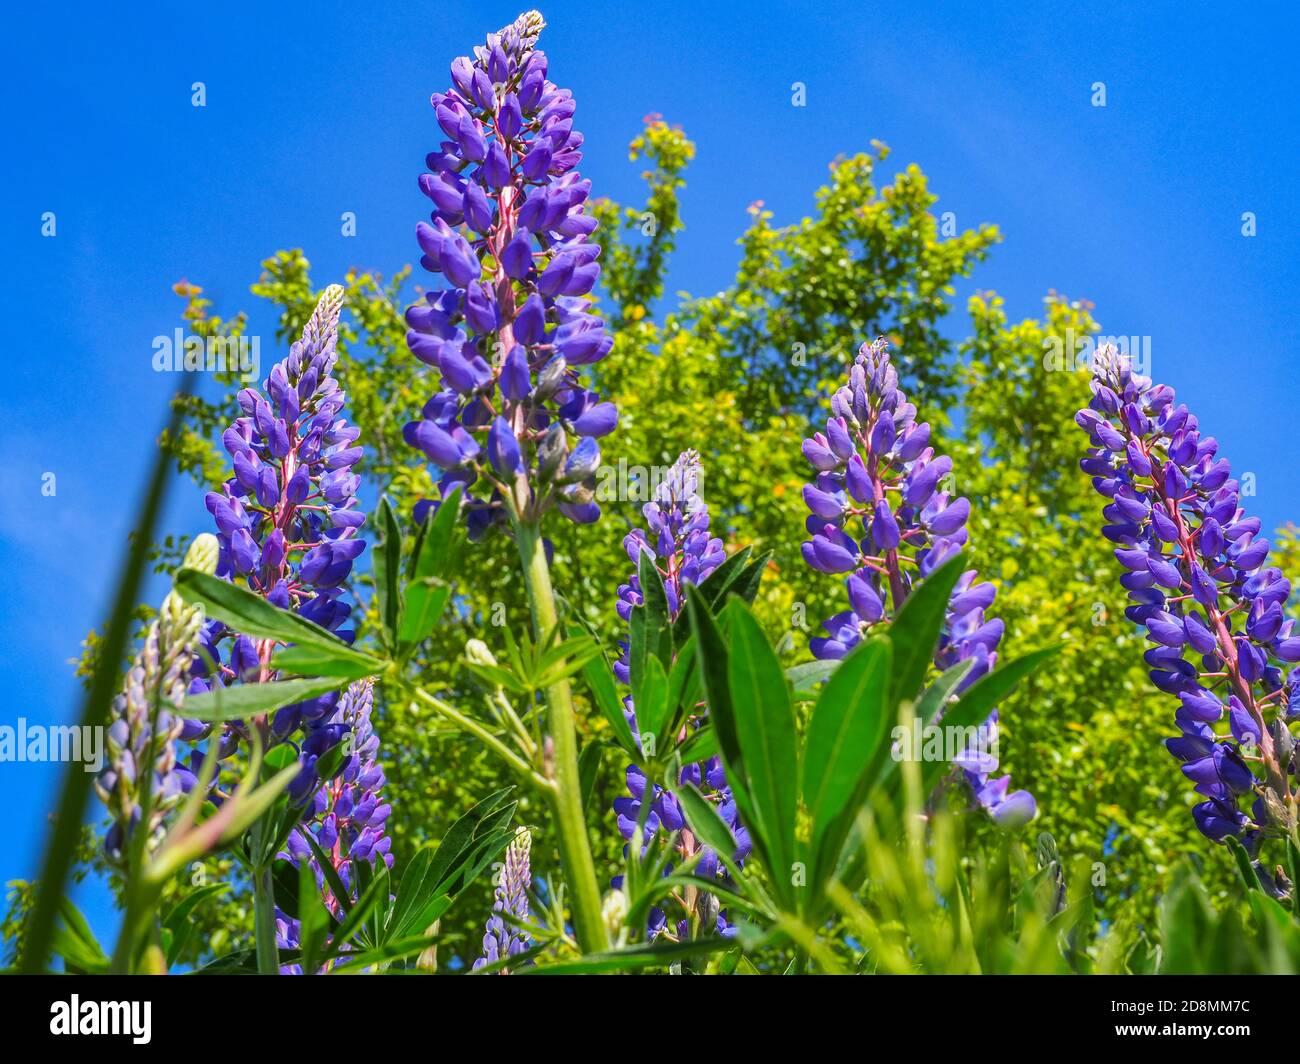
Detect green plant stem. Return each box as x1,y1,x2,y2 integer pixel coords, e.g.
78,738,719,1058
514,520,610,953
250,818,279,975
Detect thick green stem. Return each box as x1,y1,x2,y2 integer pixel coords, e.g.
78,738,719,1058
250,819,279,975
514,521,610,953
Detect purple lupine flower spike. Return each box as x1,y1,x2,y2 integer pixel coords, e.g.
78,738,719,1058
610,451,750,938
800,338,1035,827
405,10,616,538
188,284,366,802
1077,344,1297,881
97,534,219,862
473,826,533,972
275,679,393,973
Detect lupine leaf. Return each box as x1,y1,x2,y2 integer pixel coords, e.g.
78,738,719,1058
373,495,403,650
787,658,841,698
176,569,355,654
578,640,640,756
883,552,965,707
398,487,463,653
803,637,891,900
676,785,742,867
272,643,384,680
684,586,752,817
182,676,353,721
725,601,798,909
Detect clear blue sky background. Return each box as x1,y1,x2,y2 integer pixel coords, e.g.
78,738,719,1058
2,1,1297,951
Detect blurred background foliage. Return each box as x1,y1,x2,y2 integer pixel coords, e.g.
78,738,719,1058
23,116,1267,969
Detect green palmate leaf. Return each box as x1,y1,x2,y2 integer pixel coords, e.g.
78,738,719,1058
725,601,798,909
534,634,605,688
884,552,966,706
373,495,404,650
182,676,353,721
272,642,385,680
578,632,640,756
802,637,892,899
386,789,515,941
786,658,841,699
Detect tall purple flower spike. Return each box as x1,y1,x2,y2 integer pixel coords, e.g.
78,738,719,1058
610,451,751,939
404,10,617,539
1077,345,1297,886
800,338,1035,828
473,827,532,972
275,680,393,973
187,284,366,804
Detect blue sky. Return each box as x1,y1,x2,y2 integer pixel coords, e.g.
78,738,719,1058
2,1,1297,950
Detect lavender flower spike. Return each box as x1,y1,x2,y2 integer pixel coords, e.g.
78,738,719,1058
473,826,533,972
97,533,219,863
189,283,366,803
1077,345,1297,884
405,9,617,539
800,338,1035,828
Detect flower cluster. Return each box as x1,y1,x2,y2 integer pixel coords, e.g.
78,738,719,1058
404,9,616,538
800,339,1035,827
610,451,749,937
97,534,219,862
275,680,393,973
473,826,532,972
1077,346,1297,872
189,285,366,803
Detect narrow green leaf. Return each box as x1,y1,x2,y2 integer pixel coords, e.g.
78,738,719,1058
786,659,840,699
725,601,798,907
634,654,671,755
175,569,349,653
272,643,384,680
373,495,404,649
578,741,604,813
884,552,966,706
696,546,753,610
182,676,353,721
684,586,746,804
629,548,670,697
802,637,891,896
676,785,742,868
579,638,640,756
